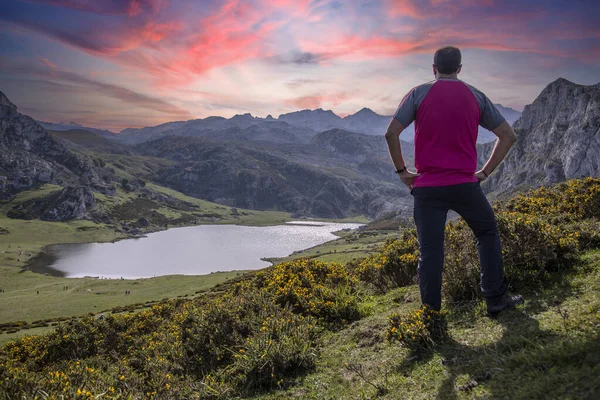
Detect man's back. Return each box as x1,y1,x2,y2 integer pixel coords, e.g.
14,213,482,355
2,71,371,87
385,46,522,314
394,79,505,187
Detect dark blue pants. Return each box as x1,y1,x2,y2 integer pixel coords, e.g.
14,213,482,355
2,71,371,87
412,182,506,310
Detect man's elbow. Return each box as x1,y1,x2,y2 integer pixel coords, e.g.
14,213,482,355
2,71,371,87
494,122,517,144
385,129,397,142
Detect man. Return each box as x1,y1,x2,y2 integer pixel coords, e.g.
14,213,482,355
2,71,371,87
385,46,523,314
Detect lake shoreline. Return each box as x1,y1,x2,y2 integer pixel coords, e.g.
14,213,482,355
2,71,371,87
24,221,364,280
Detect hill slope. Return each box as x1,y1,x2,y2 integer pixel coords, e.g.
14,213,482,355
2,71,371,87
0,91,116,204
50,129,133,155
135,132,414,219
1,178,598,399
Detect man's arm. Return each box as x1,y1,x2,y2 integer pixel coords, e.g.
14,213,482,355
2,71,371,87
385,118,418,189
476,121,517,181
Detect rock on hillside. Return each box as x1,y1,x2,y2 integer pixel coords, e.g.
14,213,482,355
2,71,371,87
0,91,115,199
483,78,600,194
7,186,96,221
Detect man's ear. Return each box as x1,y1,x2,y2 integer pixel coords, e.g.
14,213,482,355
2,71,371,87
432,64,437,76
457,65,462,74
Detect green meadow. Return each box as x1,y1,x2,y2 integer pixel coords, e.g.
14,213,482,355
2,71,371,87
0,182,295,342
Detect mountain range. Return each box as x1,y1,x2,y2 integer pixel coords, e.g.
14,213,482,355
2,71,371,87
2,78,598,222
111,103,521,145
38,120,116,139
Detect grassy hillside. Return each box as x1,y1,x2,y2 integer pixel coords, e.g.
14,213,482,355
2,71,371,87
265,229,398,265
1,178,599,399
254,252,600,400
0,181,292,331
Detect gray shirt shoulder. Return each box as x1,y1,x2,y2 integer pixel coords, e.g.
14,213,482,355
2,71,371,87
393,81,435,128
463,82,506,131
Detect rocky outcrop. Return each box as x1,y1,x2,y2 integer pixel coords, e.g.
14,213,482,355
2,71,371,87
0,91,115,199
7,186,96,221
483,78,600,195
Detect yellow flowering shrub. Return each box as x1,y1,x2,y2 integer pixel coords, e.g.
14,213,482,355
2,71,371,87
182,289,319,396
252,259,362,326
222,308,317,393
353,229,419,292
386,305,447,351
505,177,600,221
441,210,581,302
0,292,319,398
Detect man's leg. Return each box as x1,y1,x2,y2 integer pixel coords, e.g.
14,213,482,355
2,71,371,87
450,183,506,300
413,187,449,311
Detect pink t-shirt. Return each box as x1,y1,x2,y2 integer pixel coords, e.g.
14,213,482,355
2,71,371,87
393,79,505,187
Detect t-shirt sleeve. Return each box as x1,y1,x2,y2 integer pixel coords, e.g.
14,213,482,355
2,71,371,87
479,95,506,131
393,89,417,128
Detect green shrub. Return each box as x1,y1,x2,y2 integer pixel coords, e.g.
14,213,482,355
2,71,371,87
252,259,363,327
441,221,481,303
220,307,318,393
498,212,580,285
564,219,600,251
353,230,419,293
441,211,581,303
505,177,600,220
183,289,319,396
387,305,447,351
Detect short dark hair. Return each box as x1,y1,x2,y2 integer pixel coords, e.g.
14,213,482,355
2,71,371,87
434,46,462,74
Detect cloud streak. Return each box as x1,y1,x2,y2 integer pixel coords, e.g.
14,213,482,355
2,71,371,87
1,0,599,129
0,58,192,120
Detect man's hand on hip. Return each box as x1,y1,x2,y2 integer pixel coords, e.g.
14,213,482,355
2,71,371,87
399,169,419,189
475,170,488,182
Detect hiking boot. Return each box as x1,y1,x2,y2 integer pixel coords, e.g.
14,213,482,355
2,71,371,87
486,293,524,314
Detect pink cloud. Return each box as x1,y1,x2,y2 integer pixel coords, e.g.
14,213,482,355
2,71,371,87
285,93,351,109
38,57,58,69
387,0,423,18
386,0,494,19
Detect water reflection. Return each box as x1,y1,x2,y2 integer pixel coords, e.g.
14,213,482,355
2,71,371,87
28,222,363,279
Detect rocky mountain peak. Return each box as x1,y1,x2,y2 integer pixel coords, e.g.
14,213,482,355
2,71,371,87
548,77,576,88
515,78,596,132
0,91,17,112
0,92,116,200
483,78,600,194
350,107,377,117
231,113,255,120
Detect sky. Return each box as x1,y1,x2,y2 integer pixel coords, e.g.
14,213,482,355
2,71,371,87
0,0,599,132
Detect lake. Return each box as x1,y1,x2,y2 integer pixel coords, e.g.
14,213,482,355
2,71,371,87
29,221,363,279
